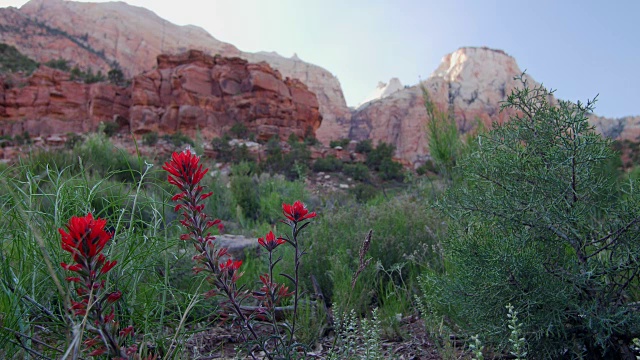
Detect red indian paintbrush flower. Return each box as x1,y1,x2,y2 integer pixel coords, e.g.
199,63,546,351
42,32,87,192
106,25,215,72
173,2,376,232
258,231,286,252
282,200,316,223
162,149,209,191
59,213,134,358
59,213,112,263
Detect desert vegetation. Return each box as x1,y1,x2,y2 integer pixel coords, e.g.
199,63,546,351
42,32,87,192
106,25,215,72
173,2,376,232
1,76,639,359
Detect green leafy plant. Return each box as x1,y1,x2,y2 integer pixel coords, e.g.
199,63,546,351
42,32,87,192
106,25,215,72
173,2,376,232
424,75,640,358
355,139,373,154
313,155,343,173
142,132,158,146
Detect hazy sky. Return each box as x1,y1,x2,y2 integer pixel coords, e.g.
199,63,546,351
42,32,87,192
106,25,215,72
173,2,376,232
1,0,638,117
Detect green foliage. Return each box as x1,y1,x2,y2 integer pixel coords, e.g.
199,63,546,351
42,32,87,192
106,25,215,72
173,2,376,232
416,160,436,176
343,163,370,182
365,142,395,170
44,58,71,71
330,138,350,148
231,144,256,165
13,131,32,145
424,76,640,358
65,132,84,150
211,135,233,163
355,139,373,154
350,183,378,203
102,121,120,137
69,65,106,84
163,131,195,148
283,138,312,180
301,195,442,314
142,131,158,146
107,67,125,86
422,85,460,178
0,145,185,358
0,43,38,74
230,170,259,221
229,122,249,139
378,158,404,181
303,126,320,146
312,155,343,172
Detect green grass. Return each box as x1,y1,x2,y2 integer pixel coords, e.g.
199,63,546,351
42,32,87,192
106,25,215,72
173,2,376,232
0,133,447,358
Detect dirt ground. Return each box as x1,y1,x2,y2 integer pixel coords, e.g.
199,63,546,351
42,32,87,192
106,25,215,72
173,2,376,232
182,315,444,359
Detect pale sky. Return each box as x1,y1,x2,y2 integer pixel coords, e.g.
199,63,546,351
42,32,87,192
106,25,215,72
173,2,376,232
1,0,638,117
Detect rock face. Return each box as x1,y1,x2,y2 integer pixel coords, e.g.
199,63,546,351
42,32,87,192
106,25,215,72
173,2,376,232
0,51,321,141
350,47,541,166
1,0,349,143
129,50,321,140
357,78,404,108
590,115,640,142
0,66,129,137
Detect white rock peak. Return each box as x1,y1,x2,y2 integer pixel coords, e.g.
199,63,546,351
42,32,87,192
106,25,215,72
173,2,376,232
357,77,404,108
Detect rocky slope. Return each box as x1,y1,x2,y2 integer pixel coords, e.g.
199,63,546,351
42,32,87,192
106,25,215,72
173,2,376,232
0,0,349,143
0,51,321,142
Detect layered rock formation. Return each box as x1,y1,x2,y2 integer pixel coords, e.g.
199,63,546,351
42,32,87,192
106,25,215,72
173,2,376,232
0,66,129,137
350,47,542,166
0,51,321,141
129,50,321,140
1,0,350,143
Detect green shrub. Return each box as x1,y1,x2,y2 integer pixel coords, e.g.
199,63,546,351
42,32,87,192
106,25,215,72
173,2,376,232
0,43,38,74
107,67,125,86
350,183,378,203
232,144,256,165
365,142,395,171
299,195,442,314
416,160,436,176
65,133,84,149
229,122,249,139
13,131,32,145
423,76,640,357
164,131,195,147
303,126,320,146
211,135,233,162
343,163,370,182
355,139,373,154
283,138,311,180
230,172,259,221
142,131,158,146
378,158,404,181
312,155,343,172
44,58,70,72
102,121,120,137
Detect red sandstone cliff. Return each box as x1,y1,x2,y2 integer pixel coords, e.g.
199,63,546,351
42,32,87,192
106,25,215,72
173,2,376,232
129,50,321,141
0,66,129,137
0,51,322,142
0,0,349,144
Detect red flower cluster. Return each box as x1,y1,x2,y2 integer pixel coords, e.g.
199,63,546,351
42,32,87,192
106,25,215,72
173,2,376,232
163,149,220,246
282,200,316,223
258,231,286,252
59,213,134,358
